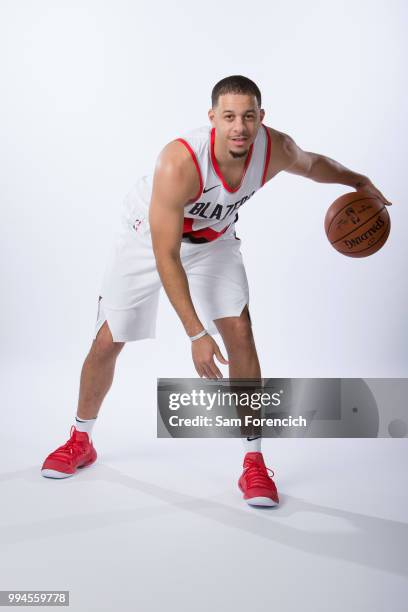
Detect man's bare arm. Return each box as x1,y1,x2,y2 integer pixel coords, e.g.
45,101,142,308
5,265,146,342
278,132,392,206
149,141,228,378
149,141,203,337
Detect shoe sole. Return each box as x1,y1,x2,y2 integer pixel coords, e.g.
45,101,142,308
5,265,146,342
41,457,96,479
245,496,279,507
238,483,279,507
41,469,74,479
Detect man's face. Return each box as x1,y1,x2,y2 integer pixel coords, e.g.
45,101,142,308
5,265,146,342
208,93,265,159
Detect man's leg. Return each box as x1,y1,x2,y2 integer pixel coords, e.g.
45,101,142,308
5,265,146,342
214,305,279,507
77,321,125,420
214,305,260,378
41,321,125,478
214,304,262,448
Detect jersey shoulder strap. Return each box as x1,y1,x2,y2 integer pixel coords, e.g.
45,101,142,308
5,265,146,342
175,125,209,201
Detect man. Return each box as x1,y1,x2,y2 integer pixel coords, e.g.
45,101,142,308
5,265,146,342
41,75,391,507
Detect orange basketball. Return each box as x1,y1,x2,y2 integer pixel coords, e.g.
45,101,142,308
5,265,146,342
324,192,391,258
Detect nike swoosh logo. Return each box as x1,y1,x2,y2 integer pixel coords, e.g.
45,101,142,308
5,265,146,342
203,184,221,193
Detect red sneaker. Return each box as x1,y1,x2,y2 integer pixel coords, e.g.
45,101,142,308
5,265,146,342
41,426,97,479
238,452,279,507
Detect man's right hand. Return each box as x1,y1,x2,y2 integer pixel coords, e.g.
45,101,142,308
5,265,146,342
191,334,229,379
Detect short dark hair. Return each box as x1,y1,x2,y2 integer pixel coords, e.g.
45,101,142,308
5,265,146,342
211,75,262,108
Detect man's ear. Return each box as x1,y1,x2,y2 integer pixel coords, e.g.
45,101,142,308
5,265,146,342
208,108,216,126
260,108,265,122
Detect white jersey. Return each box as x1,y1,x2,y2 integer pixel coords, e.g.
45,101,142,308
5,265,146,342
122,124,271,243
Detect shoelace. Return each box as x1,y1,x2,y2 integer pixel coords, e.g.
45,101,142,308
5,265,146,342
50,426,87,461
244,460,275,488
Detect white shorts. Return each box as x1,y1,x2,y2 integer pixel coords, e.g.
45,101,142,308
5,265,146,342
93,204,250,343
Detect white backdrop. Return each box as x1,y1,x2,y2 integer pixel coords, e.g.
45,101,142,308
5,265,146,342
1,4,407,609
1,0,407,377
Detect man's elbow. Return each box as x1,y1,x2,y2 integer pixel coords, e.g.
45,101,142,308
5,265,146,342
296,152,320,178
304,153,320,178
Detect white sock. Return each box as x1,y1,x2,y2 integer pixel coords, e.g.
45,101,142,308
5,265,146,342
74,416,97,441
242,436,262,453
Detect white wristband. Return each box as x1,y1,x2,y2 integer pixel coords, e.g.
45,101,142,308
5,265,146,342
189,329,208,342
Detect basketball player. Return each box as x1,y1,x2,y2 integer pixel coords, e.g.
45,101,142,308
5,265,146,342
41,75,391,507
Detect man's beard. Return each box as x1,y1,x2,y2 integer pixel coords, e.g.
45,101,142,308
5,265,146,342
229,149,249,159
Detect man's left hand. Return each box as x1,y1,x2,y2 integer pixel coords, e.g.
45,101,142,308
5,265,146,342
356,178,392,206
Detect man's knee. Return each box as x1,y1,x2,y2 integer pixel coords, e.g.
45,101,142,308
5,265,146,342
229,318,253,347
92,321,125,358
217,306,255,353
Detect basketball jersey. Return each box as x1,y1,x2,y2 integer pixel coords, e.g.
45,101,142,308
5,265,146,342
122,124,271,243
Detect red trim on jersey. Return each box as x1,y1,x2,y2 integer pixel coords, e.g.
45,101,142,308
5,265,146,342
182,218,230,242
175,138,203,202
210,128,254,194
261,125,272,186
